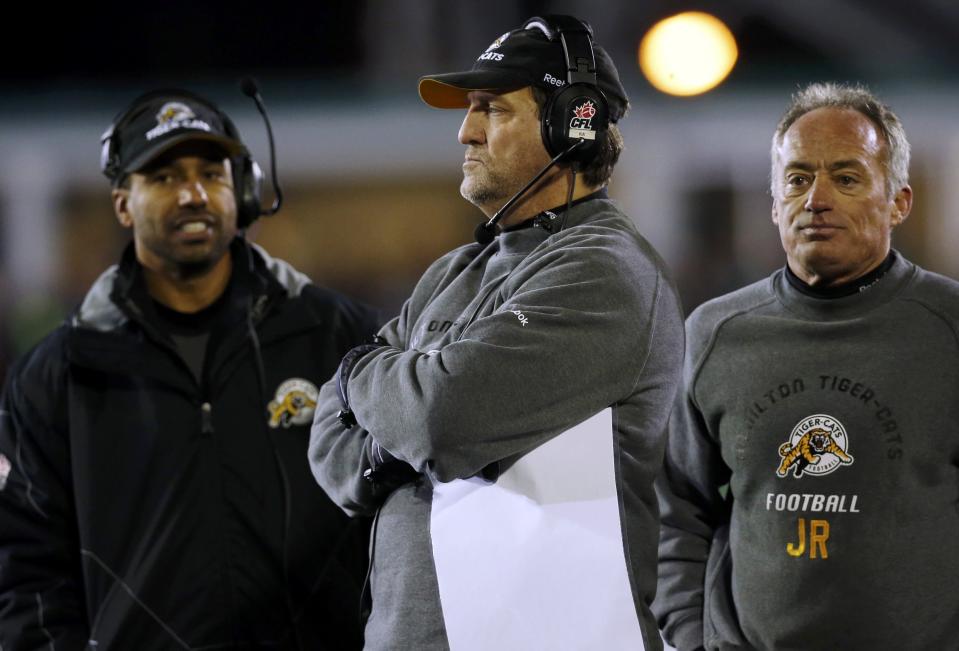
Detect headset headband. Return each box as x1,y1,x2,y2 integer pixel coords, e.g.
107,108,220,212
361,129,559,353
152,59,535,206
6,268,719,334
523,16,598,86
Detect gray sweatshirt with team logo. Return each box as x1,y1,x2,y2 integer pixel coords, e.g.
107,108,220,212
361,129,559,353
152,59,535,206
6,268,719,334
309,197,684,651
654,253,959,651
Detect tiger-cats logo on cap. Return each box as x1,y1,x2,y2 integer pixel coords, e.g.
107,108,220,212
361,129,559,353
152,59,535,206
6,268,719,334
267,378,319,428
145,101,212,141
777,414,854,478
478,31,510,61
157,102,195,124
486,31,510,51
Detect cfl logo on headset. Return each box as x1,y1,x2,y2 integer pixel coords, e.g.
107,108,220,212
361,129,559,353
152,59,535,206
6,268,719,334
568,99,597,140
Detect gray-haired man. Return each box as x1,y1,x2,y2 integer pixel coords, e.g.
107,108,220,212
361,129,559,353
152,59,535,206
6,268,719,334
654,82,959,650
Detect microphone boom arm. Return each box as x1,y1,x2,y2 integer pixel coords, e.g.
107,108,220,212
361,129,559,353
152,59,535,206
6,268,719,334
475,139,584,244
240,77,283,217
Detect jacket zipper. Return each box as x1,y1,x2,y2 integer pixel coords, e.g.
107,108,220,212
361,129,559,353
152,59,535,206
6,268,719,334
200,401,214,434
124,298,223,436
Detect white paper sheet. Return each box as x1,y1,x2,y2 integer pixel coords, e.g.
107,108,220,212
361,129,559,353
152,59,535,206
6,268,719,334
429,408,646,650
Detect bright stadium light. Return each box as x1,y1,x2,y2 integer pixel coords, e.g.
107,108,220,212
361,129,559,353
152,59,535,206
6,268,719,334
639,12,738,97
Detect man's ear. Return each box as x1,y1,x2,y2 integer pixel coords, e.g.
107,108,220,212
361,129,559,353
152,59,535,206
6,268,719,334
891,184,913,228
112,187,133,229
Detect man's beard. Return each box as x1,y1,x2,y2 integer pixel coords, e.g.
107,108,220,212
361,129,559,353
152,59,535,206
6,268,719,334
150,229,232,280
460,166,512,211
174,255,222,279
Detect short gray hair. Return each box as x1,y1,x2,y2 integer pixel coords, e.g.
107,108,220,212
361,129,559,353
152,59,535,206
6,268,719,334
770,82,910,197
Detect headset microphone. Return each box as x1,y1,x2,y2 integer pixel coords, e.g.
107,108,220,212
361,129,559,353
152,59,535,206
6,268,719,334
474,139,585,245
240,77,283,217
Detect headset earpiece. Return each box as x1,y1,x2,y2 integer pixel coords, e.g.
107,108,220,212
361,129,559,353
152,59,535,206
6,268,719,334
234,155,264,229
212,110,262,229
542,83,609,165
525,15,610,166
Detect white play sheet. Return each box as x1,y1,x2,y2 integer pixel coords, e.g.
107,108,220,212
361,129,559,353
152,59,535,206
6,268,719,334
429,408,647,650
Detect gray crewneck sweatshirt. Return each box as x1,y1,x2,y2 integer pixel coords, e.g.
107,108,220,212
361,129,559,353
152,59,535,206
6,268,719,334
310,197,684,650
655,253,959,651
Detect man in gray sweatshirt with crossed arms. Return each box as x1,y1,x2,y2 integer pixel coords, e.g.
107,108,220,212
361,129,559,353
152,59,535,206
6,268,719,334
309,14,684,651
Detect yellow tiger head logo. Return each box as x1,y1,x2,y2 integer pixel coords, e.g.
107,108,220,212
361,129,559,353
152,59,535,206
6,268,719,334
777,427,854,478
155,101,195,125
267,378,319,429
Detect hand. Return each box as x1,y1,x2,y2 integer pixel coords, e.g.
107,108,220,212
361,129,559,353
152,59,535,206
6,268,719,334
363,440,420,490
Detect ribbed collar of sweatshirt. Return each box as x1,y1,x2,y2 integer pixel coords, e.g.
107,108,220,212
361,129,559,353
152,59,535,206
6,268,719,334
495,189,609,259
773,249,917,321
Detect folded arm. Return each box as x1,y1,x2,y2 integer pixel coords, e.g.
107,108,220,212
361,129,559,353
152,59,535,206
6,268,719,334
347,248,659,481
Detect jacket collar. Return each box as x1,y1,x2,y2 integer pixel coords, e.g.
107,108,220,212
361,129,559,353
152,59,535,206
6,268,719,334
72,237,311,334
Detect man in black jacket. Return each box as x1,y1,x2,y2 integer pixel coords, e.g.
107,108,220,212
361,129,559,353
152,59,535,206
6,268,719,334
0,89,379,649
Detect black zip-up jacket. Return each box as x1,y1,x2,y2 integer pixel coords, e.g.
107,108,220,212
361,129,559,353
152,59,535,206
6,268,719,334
0,239,381,650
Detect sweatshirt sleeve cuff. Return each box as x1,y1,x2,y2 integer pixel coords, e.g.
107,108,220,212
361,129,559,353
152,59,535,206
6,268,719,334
667,615,705,651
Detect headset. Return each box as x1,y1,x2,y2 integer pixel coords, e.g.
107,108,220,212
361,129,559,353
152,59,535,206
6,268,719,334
524,15,611,167
100,87,268,228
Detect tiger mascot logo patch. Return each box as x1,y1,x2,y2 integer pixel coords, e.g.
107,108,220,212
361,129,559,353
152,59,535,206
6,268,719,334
267,378,319,429
777,414,853,478
156,101,195,125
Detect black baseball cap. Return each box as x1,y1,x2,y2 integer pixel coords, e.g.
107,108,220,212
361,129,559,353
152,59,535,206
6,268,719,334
418,17,629,122
101,90,246,183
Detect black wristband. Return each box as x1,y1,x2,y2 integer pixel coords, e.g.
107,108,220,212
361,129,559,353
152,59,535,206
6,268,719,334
335,343,385,429
363,441,420,487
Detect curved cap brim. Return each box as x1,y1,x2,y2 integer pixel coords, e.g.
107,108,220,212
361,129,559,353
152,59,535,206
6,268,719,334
418,70,530,109
125,132,246,174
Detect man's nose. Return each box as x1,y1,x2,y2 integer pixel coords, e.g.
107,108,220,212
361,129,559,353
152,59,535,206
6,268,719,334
178,180,209,207
804,177,832,213
458,110,485,146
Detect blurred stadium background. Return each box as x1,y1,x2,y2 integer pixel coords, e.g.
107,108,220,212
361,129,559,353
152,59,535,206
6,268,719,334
1,0,958,380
